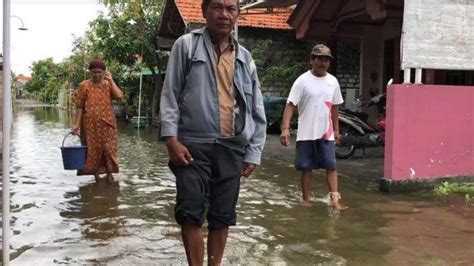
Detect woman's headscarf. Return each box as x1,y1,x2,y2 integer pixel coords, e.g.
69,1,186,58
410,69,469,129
88,58,106,70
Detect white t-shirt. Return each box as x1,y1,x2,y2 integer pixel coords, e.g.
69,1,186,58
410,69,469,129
287,71,344,141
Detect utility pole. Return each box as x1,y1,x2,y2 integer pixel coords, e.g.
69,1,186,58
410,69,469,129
3,0,12,264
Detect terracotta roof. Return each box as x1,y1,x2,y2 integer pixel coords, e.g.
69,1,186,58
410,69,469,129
16,75,32,81
175,0,293,30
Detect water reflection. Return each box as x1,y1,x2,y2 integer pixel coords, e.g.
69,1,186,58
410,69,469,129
61,181,122,241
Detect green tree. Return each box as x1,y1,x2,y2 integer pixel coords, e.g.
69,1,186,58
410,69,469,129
24,0,166,116
11,72,19,99
25,58,65,104
88,0,167,121
252,40,312,95
61,37,93,89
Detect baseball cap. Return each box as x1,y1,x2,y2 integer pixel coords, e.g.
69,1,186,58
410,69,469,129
311,44,333,59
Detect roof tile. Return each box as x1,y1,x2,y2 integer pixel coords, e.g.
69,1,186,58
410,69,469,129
176,0,293,30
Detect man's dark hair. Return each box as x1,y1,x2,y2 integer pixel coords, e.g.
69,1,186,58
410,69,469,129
202,0,240,12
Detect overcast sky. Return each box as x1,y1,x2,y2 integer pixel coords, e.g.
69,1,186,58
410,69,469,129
1,0,107,75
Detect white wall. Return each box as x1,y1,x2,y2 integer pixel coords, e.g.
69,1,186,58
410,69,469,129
401,0,474,70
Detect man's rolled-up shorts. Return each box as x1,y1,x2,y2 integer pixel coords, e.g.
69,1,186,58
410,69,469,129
295,139,337,171
169,142,244,230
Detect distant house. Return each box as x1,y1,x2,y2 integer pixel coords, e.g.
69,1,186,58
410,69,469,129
157,0,297,96
14,74,32,98
15,74,31,85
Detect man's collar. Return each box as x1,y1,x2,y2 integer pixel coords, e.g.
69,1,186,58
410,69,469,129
212,39,234,53
209,33,235,50
199,27,247,63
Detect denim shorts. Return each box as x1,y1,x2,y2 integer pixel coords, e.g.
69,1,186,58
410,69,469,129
295,140,337,171
168,142,243,230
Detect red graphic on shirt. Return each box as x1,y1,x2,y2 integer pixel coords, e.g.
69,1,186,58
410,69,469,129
323,101,333,140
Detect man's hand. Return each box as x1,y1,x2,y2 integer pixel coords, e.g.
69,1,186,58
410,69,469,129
280,128,291,146
334,130,341,145
166,137,193,166
241,162,256,177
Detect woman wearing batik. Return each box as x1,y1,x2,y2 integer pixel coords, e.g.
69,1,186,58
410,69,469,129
72,58,123,183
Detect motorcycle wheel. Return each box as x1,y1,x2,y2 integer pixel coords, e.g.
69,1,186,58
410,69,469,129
335,124,357,159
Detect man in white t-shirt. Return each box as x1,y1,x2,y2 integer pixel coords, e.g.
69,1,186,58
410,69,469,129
280,44,347,210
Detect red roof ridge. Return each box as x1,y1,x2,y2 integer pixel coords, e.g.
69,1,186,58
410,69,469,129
175,0,293,30
16,75,32,81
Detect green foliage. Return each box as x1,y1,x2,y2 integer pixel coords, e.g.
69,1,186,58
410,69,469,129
25,58,65,104
84,0,166,117
60,39,94,88
434,181,474,203
251,40,309,131
251,40,312,95
11,72,19,99
87,1,166,73
24,0,166,117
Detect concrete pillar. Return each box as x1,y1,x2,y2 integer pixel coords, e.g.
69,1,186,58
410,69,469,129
404,68,412,84
415,68,423,84
0,59,3,152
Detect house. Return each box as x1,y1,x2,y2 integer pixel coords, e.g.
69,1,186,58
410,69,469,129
245,0,474,190
14,74,31,99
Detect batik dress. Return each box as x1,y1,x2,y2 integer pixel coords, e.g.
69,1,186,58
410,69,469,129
76,80,119,175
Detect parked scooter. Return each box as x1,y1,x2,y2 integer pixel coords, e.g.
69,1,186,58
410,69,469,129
335,92,386,159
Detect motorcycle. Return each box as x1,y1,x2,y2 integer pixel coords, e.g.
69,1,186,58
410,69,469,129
335,93,386,159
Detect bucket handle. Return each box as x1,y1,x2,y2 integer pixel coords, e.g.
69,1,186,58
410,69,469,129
62,132,79,148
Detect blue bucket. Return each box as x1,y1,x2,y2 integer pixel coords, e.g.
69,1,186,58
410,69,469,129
60,132,87,170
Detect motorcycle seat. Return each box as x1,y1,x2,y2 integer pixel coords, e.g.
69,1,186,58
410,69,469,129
342,109,369,122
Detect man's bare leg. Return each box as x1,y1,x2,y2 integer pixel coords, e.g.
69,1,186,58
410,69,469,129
301,170,312,206
182,224,204,266
207,227,229,266
326,170,347,210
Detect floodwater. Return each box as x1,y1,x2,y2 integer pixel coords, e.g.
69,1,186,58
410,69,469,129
1,105,473,265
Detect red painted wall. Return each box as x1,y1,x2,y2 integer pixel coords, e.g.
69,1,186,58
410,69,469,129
384,84,474,181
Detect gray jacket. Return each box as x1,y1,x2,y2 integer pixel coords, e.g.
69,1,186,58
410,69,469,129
160,27,266,165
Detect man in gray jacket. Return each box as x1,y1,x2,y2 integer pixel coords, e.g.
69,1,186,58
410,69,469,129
160,0,266,264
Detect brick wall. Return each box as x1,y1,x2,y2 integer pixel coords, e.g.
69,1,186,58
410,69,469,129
238,28,301,96
241,33,361,97
240,35,287,96
336,41,361,93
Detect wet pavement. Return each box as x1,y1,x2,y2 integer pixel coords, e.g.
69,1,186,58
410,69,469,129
264,134,384,182
0,105,473,265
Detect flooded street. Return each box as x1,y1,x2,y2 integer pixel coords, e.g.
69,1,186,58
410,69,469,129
1,105,473,265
